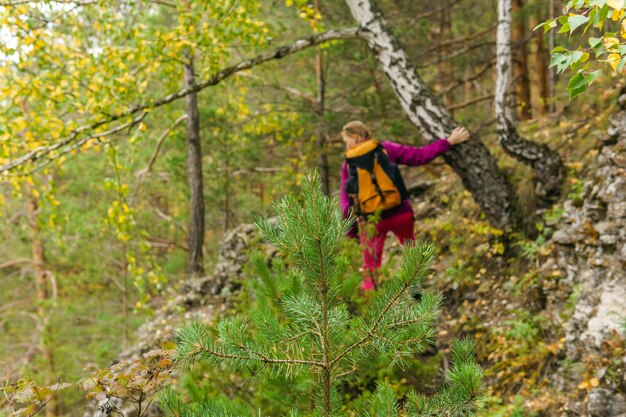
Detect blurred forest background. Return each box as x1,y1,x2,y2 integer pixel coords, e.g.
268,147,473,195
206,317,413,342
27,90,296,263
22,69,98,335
1,0,625,416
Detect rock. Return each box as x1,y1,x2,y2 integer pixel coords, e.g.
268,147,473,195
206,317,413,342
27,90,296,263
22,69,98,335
588,388,626,417
553,227,586,245
609,202,626,219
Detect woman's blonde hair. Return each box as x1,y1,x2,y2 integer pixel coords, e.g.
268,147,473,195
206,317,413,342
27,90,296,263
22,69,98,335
342,120,371,139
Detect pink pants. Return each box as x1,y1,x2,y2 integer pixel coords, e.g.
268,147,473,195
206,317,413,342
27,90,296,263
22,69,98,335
359,211,415,290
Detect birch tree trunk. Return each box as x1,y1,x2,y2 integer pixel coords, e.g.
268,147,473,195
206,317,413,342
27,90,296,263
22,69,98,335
184,52,205,277
496,0,565,210
344,0,520,231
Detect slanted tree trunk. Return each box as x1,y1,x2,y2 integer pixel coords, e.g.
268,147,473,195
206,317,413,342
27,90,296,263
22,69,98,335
512,0,532,120
184,52,205,276
496,0,565,210
344,0,521,231
314,0,330,196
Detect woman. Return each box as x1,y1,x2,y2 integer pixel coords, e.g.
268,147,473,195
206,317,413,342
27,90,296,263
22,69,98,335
339,120,470,292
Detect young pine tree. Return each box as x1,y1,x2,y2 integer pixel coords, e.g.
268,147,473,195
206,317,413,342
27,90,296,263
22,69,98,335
161,173,484,416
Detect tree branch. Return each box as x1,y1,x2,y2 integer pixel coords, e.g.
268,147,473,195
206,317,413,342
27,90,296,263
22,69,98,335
329,281,411,367
3,112,148,176
189,344,324,368
130,114,188,204
0,28,362,174
0,258,32,270
448,94,494,111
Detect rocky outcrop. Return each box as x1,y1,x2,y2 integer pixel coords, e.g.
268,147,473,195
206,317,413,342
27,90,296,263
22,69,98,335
555,107,626,352
549,95,626,415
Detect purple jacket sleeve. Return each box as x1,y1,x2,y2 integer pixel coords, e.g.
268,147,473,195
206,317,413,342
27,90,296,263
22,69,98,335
381,139,450,166
340,162,350,219
340,162,358,239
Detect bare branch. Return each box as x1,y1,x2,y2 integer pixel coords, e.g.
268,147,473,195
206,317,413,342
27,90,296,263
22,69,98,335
130,114,188,204
448,94,494,111
229,167,286,176
0,258,32,270
425,24,496,54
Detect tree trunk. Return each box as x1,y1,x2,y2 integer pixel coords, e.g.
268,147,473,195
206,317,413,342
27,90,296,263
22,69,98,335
344,0,521,232
184,52,205,276
512,0,532,120
548,0,557,113
496,0,565,210
314,0,330,195
528,0,549,116
223,138,230,232
27,188,59,417
439,1,454,110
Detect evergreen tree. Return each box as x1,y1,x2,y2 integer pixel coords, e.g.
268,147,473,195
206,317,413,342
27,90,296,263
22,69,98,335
161,173,484,416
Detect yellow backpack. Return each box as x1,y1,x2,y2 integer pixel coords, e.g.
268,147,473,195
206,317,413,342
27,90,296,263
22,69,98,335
345,140,408,216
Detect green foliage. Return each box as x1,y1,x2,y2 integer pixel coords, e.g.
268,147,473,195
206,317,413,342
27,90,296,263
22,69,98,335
540,0,626,99
164,172,484,416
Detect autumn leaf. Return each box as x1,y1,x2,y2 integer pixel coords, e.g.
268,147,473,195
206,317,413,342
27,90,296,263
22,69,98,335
603,36,620,50
608,53,622,71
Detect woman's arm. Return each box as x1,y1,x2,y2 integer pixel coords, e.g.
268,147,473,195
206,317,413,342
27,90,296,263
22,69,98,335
340,162,359,239
382,139,450,166
382,127,470,166
340,162,351,219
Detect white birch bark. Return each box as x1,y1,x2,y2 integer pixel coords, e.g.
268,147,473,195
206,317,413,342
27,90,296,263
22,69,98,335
496,0,516,126
496,0,564,210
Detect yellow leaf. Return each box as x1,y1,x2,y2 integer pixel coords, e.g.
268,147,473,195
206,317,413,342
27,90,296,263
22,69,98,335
608,53,622,71
603,36,620,50
608,0,624,10
621,20,626,38
590,378,600,387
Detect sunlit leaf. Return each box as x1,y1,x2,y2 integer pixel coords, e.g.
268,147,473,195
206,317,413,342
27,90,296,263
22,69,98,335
608,52,622,70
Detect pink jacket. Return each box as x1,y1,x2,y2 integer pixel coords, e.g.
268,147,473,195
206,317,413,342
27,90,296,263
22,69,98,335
340,139,451,236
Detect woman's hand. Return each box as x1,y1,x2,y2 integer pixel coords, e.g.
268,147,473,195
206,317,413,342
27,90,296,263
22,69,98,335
447,127,470,145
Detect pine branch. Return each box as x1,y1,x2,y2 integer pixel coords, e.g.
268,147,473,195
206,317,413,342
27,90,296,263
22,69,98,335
329,280,411,367
183,340,324,368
